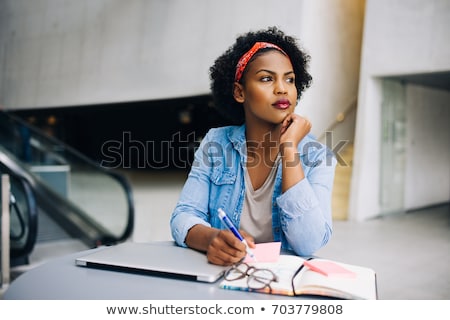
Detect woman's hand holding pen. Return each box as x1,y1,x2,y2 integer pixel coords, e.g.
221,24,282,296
185,224,255,266
206,229,255,266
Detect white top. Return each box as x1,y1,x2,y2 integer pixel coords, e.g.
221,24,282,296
240,155,280,243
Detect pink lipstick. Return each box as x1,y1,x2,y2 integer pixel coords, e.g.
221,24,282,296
273,99,291,110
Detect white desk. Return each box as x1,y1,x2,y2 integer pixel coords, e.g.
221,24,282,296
4,245,315,300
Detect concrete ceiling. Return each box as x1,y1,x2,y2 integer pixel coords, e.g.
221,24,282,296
386,71,450,91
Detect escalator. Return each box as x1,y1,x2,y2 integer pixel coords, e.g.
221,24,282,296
0,110,134,266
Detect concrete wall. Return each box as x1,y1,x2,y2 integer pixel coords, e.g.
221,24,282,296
0,0,304,108
299,1,365,139
350,0,450,220
0,0,365,139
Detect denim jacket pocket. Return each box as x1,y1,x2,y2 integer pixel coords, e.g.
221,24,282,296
209,168,238,225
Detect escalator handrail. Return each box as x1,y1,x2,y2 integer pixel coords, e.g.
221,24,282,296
0,161,38,259
4,110,113,171
0,148,109,246
1,110,134,244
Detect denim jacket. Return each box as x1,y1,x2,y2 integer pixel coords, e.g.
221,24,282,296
170,124,336,256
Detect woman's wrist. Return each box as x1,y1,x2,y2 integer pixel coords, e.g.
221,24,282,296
280,144,298,161
185,224,220,253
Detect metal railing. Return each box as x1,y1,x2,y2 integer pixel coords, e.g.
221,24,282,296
0,110,134,264
318,98,357,142
1,174,11,288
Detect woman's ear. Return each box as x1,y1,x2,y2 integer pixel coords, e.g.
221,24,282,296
233,82,245,103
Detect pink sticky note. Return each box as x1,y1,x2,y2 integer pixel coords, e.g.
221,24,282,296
244,242,281,263
304,260,357,278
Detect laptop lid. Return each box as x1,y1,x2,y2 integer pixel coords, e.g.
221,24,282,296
75,242,227,283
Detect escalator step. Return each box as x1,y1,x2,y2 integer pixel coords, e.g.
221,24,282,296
36,208,72,242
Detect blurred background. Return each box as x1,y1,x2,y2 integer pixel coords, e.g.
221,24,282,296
0,0,449,299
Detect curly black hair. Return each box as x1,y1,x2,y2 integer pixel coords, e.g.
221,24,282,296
209,26,312,125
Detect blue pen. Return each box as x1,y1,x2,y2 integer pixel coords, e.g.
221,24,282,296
218,208,256,260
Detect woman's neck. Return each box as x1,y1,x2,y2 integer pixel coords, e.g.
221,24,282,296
245,119,280,140
245,122,281,162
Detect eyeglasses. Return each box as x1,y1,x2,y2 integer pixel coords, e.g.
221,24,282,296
224,262,279,291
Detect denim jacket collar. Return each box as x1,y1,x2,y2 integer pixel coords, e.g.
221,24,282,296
227,124,247,164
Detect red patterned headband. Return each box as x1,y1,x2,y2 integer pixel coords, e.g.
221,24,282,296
234,42,288,83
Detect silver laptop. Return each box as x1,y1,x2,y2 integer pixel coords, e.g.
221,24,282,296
75,241,227,283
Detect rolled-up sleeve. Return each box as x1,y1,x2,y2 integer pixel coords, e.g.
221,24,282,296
276,146,337,256
170,134,214,247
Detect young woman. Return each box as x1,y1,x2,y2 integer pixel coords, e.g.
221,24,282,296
170,26,336,266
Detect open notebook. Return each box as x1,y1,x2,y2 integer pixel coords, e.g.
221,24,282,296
220,242,377,300
75,242,227,283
